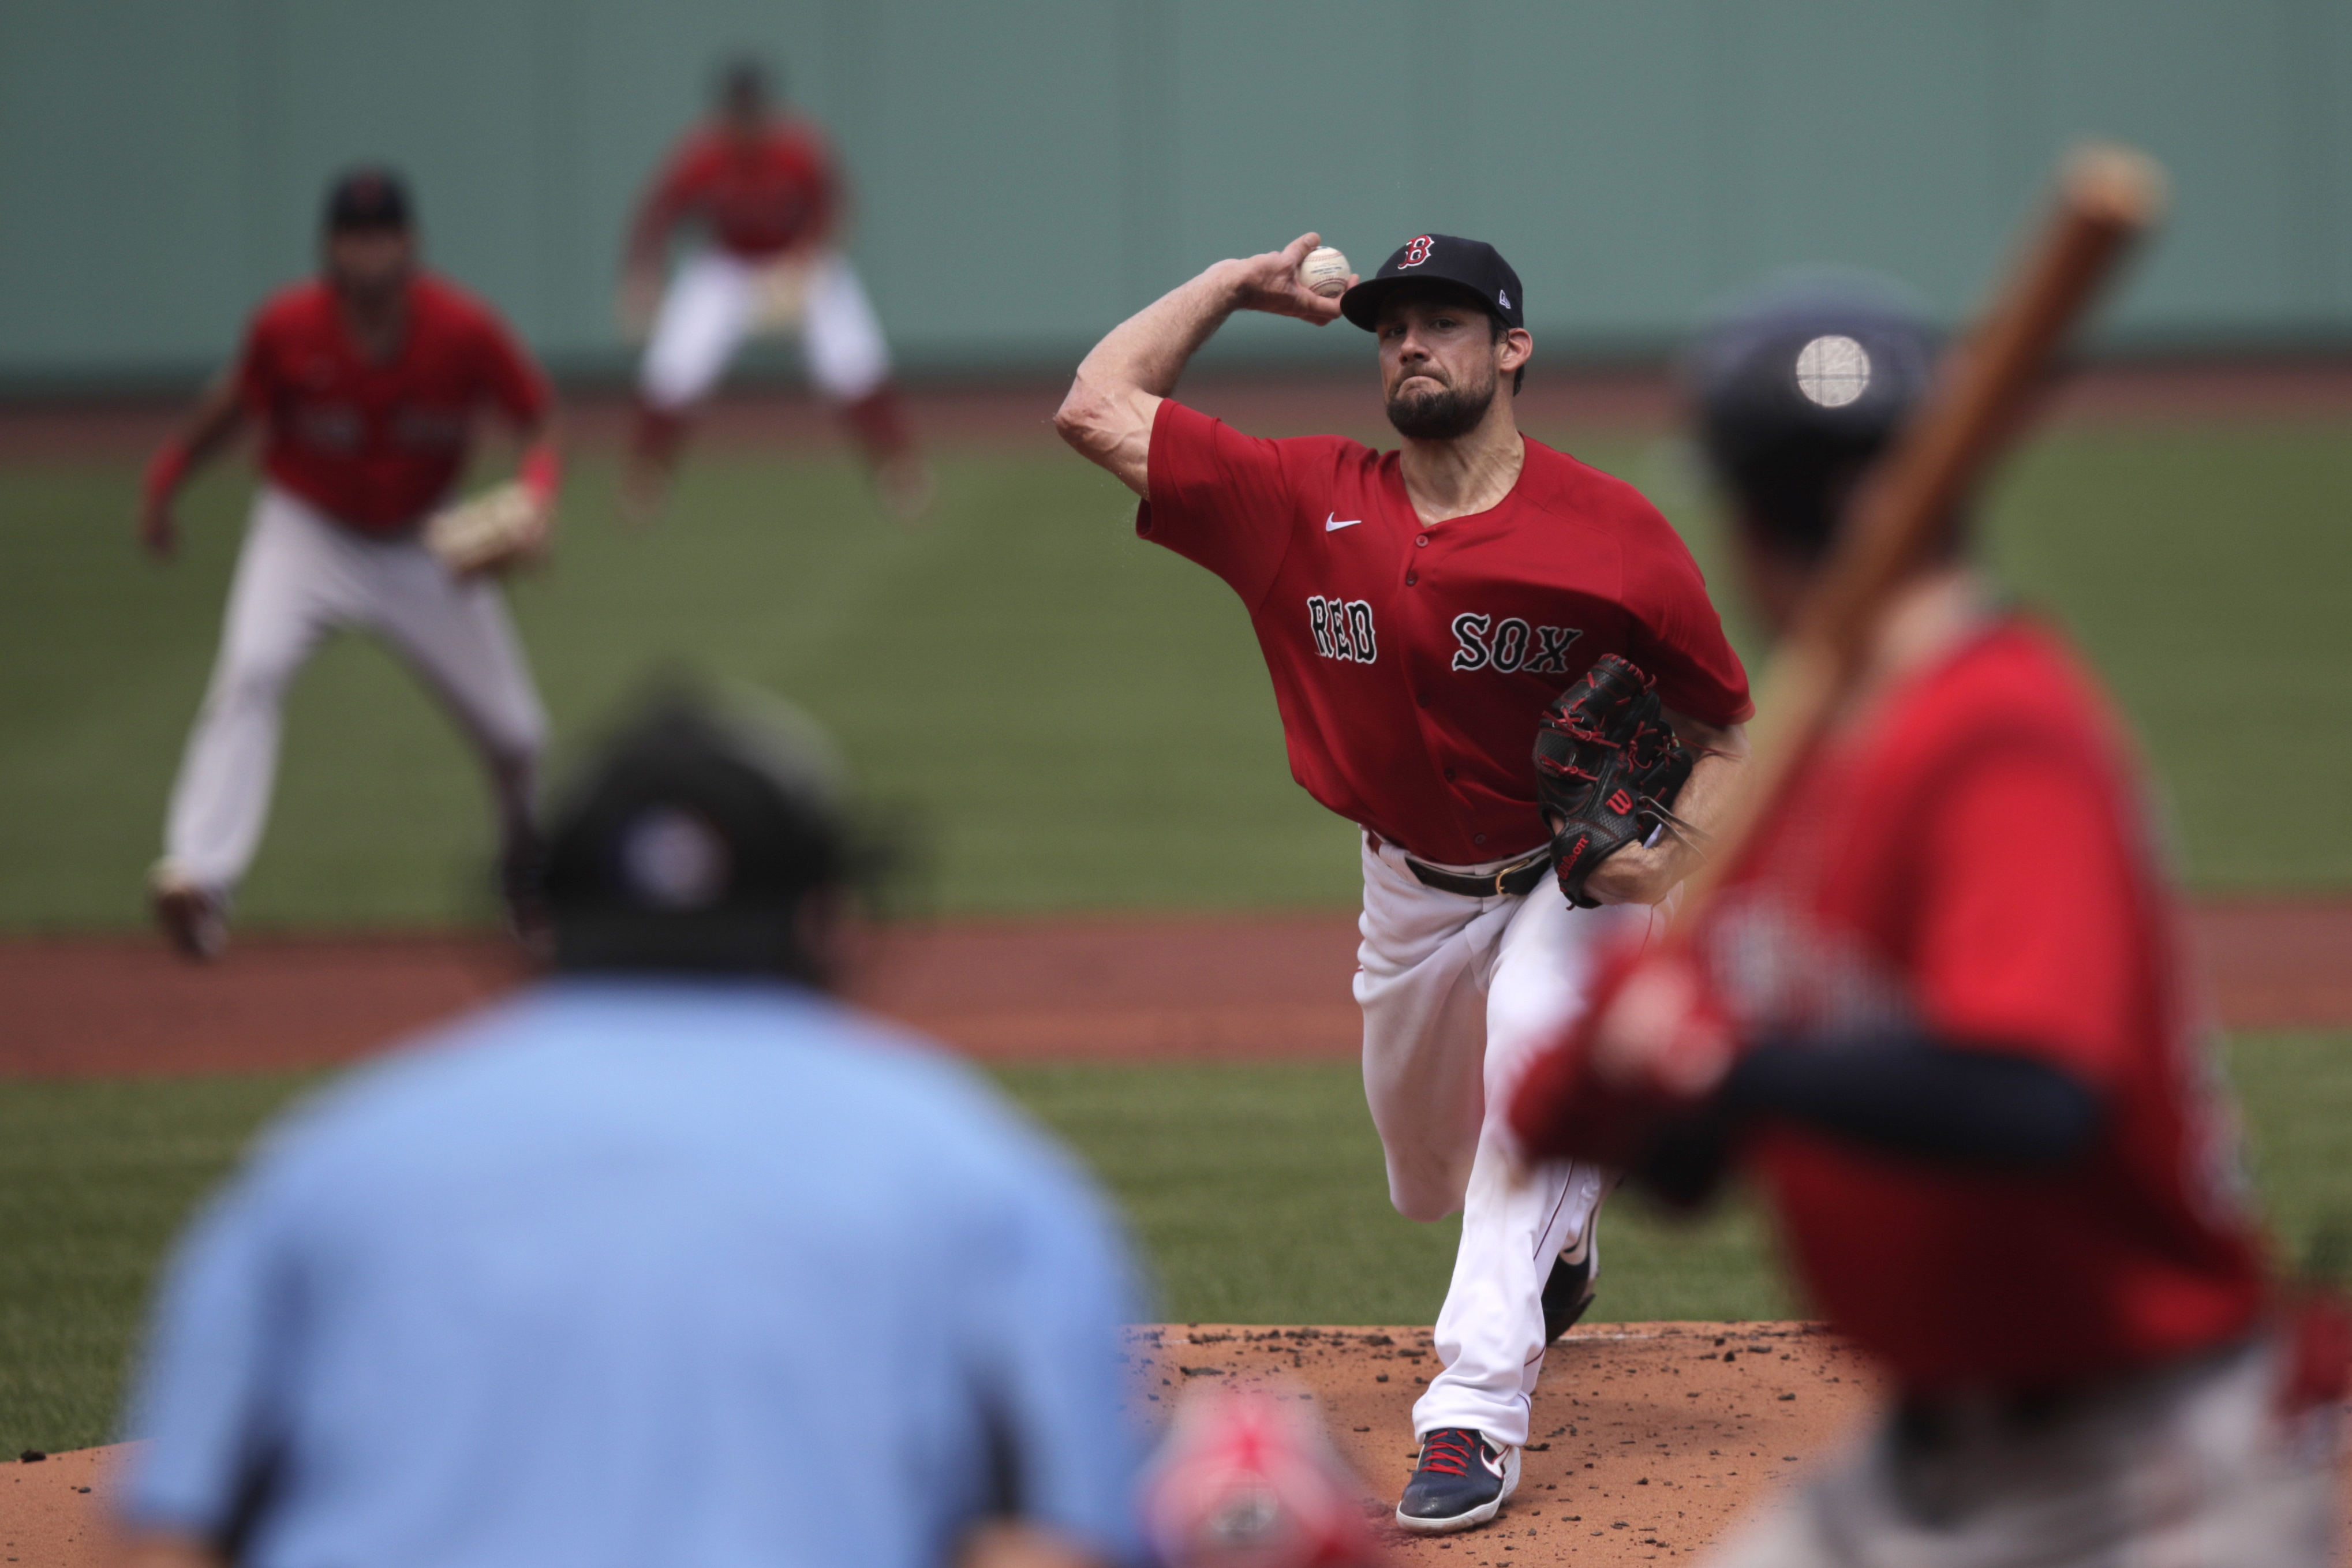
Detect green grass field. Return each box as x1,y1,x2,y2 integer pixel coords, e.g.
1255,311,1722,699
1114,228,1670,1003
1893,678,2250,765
2,418,2349,930
2,414,2347,1455
5,1034,2347,1455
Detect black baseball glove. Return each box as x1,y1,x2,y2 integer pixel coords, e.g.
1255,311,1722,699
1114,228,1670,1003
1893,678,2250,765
1532,654,1696,908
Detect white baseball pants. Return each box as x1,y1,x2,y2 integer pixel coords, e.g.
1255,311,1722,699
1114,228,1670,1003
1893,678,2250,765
1354,833,1657,1449
162,487,547,897
638,248,892,411
1704,1330,2338,1567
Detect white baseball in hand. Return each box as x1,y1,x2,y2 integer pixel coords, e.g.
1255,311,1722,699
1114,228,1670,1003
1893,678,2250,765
1300,246,1352,298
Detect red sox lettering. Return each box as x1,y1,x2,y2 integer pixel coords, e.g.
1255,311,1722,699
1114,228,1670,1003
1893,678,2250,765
1448,612,1583,675
1307,595,1379,663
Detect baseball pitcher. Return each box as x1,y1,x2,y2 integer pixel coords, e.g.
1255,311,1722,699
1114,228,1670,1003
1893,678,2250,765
1055,233,1753,1533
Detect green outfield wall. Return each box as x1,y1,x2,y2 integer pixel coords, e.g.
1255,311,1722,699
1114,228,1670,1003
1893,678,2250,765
4,0,2349,388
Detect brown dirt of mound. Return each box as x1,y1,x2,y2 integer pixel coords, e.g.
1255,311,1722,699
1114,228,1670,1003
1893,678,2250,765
1,1446,118,1567
1137,1321,1890,1565
16,1328,2349,1567
3,902,2348,1080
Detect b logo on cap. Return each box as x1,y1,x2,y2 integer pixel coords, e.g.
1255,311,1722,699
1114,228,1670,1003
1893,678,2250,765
1401,235,1434,268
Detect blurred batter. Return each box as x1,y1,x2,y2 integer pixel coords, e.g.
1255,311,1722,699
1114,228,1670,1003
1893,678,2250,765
1513,275,2342,1568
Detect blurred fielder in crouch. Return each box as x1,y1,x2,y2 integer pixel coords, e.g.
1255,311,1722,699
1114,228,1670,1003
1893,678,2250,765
140,169,559,959
621,57,929,519
115,688,1148,1568
1510,275,2344,1566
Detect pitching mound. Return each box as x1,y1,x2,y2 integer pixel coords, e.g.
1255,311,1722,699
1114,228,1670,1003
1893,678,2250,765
2,1446,114,1565
1135,1321,1884,1565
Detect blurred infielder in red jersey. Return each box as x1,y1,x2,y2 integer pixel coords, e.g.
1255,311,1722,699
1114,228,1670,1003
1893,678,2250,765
1512,275,2344,1566
621,58,928,519
140,170,559,960
1056,233,1753,1535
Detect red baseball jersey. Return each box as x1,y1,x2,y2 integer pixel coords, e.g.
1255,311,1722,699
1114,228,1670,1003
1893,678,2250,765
234,275,549,533
631,123,837,261
1698,617,2265,1392
1141,400,1751,866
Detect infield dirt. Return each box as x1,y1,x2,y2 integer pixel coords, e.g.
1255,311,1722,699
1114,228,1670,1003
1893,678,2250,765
5,901,2349,1078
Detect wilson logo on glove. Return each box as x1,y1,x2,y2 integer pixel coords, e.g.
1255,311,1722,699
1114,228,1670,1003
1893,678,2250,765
1531,654,1694,907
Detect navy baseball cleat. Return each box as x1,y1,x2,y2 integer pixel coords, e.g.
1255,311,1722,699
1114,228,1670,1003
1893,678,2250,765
1542,1229,1599,1343
1395,1427,1519,1533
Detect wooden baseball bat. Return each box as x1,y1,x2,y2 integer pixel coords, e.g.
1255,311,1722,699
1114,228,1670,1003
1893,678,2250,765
1679,143,2168,916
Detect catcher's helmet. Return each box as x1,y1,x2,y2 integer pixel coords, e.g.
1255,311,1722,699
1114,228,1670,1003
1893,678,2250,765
539,684,850,981
1687,271,1939,563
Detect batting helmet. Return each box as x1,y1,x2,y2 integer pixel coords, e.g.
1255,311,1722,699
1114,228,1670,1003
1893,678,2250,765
539,684,852,982
1687,271,1939,563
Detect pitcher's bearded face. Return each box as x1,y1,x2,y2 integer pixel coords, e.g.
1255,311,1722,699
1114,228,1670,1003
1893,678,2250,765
1386,362,1498,440
1377,293,1506,441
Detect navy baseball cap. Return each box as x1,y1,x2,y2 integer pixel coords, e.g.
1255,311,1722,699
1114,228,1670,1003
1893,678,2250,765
323,167,413,233
540,683,854,978
1340,235,1524,332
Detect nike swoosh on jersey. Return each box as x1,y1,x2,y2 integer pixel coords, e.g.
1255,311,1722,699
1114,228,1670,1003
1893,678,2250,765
1325,514,1364,532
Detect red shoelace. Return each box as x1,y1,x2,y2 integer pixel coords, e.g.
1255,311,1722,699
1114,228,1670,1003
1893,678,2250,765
1418,1429,1477,1478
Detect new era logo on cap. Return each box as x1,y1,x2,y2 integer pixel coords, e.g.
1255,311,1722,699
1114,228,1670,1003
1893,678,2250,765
1339,233,1525,332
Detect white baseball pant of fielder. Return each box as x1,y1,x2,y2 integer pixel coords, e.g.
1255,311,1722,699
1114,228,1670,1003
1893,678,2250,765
1703,1330,2338,1567
1355,832,1658,1449
639,248,892,412
160,486,546,898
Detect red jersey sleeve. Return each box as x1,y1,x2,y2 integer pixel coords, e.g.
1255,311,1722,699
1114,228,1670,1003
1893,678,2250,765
231,306,284,413
791,122,842,245
627,139,709,261
1907,728,2145,1085
465,306,551,426
1617,508,1753,725
1135,399,1304,611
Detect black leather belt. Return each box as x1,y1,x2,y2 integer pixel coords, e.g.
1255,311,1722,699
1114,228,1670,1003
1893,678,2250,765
1404,848,1554,900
